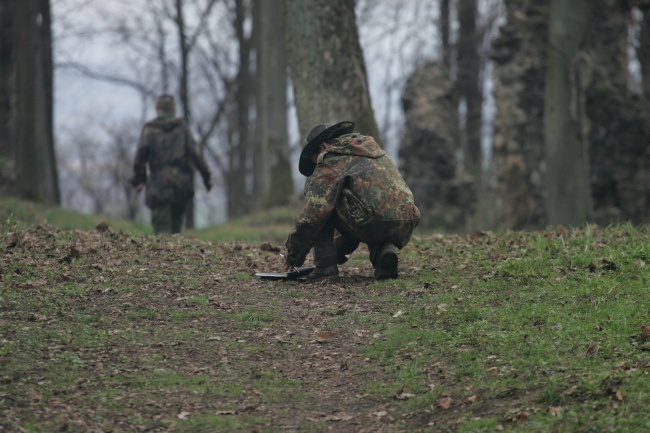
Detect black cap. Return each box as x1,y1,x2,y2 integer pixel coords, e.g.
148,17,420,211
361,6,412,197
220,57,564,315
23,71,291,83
299,121,355,176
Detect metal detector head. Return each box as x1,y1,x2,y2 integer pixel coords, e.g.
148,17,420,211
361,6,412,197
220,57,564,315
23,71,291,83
255,266,315,280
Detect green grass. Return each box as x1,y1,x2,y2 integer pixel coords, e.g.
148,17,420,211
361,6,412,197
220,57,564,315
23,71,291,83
1,198,648,432
196,205,298,243
0,196,150,233
358,225,649,431
0,196,297,243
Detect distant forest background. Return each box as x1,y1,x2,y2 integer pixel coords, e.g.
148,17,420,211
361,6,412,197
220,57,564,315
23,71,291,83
1,0,649,232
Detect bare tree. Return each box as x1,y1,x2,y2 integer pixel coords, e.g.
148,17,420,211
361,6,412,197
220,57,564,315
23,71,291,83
58,119,142,219
221,0,254,218
54,0,241,224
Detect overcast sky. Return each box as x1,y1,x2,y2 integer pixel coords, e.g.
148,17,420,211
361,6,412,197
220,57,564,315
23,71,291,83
52,0,441,158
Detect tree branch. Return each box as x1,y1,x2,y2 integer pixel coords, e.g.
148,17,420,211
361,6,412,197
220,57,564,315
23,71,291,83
57,61,158,99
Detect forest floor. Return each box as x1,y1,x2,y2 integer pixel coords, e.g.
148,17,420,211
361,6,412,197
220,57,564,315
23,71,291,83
1,218,649,432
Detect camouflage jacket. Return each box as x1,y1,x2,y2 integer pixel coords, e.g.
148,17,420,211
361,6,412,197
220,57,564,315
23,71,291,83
285,134,420,266
132,115,210,207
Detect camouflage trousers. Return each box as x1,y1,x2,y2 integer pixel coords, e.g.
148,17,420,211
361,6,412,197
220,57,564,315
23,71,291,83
150,201,188,235
313,216,417,268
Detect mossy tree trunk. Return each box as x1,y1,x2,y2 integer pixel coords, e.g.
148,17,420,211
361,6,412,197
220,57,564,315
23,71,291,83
639,4,650,98
587,0,650,224
254,0,294,210
400,62,470,231
490,1,548,229
6,0,59,204
457,0,483,181
284,0,379,144
544,0,591,226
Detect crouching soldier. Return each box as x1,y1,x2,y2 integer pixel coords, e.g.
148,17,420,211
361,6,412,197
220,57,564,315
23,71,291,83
283,121,420,281
131,95,212,234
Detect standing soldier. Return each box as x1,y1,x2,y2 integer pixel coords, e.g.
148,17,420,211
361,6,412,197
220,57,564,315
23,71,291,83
282,121,420,281
131,95,212,234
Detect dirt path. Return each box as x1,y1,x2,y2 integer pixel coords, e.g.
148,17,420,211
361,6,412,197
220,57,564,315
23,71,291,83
1,225,419,432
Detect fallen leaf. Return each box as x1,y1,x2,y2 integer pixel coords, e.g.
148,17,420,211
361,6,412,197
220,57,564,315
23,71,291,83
466,395,477,404
323,414,353,422
177,411,191,419
614,390,623,401
260,242,280,252
394,387,415,400
392,310,404,318
564,385,578,396
585,343,598,356
316,332,335,340
549,406,563,416
437,397,453,410
215,410,237,415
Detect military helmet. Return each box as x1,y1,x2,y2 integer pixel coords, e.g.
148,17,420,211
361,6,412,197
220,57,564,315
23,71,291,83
299,121,355,177
155,94,176,115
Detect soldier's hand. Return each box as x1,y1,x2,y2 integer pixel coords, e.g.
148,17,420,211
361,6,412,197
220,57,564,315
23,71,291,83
280,254,295,272
133,183,144,193
204,179,212,192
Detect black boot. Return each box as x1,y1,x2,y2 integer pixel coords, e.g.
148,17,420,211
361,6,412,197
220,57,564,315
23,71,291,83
374,243,398,280
308,265,339,282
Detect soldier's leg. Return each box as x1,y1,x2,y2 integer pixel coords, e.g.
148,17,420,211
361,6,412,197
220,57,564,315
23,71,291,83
333,227,359,264
365,219,411,280
369,242,398,280
171,201,187,234
313,219,338,267
309,218,339,281
151,205,173,235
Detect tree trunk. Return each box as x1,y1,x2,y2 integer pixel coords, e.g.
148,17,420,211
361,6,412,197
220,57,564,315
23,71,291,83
457,0,483,180
587,0,650,224
174,0,196,229
640,7,650,97
284,0,379,144
254,0,293,210
440,0,452,72
0,0,15,195
400,62,470,231
544,0,591,226
490,1,548,229
12,0,59,204
228,0,253,219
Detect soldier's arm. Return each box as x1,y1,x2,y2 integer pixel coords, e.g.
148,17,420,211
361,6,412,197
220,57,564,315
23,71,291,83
284,167,344,267
131,126,150,187
186,127,212,189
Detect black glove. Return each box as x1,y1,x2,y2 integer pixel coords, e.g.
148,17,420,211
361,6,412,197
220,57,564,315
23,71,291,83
204,178,212,192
